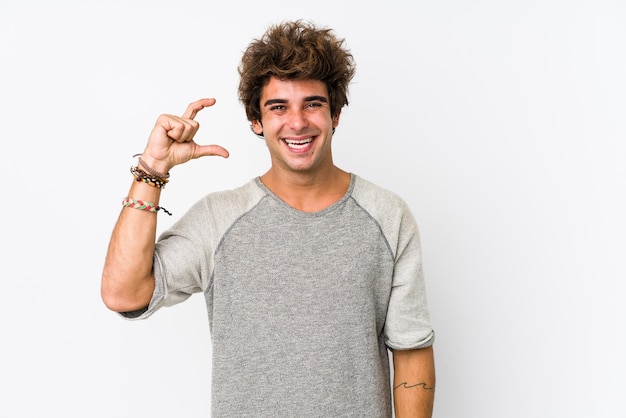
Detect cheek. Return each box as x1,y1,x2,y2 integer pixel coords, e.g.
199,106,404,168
261,117,284,134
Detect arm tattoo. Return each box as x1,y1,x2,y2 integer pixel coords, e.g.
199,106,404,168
394,382,435,391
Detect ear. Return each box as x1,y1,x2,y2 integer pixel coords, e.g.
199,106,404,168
332,110,341,128
251,119,264,135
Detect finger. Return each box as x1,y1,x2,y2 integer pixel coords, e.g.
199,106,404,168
173,120,200,142
160,117,199,142
182,98,216,120
193,144,230,159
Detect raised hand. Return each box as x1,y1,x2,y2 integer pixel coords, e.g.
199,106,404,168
140,98,230,173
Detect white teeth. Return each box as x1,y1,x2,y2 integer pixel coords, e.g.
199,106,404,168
285,139,313,149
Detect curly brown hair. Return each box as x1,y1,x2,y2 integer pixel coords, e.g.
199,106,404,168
238,20,356,123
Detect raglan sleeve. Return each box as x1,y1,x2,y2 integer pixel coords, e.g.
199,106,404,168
384,201,435,350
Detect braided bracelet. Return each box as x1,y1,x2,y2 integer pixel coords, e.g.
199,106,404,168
122,197,172,216
130,166,169,189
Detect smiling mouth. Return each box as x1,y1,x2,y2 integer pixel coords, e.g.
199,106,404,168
284,138,314,150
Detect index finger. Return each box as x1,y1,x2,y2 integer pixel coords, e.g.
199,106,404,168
182,98,217,120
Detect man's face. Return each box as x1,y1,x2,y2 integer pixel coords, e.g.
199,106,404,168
251,77,340,176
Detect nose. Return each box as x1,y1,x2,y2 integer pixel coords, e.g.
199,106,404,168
287,108,308,132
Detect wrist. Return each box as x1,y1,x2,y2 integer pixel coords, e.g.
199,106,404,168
133,153,171,177
128,178,162,199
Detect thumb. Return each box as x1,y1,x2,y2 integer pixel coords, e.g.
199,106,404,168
193,144,230,159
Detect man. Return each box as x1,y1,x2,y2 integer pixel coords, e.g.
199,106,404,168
102,20,435,417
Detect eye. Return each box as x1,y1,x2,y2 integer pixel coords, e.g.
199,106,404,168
305,102,323,109
270,105,287,111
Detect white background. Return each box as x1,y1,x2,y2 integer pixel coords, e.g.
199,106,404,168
1,0,624,417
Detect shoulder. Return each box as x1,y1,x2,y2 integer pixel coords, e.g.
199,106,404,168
350,175,420,253
180,178,268,229
203,178,266,209
351,175,412,218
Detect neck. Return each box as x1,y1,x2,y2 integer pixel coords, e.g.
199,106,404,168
260,166,351,212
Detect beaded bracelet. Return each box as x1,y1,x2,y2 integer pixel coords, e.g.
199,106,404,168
130,166,169,189
122,197,172,215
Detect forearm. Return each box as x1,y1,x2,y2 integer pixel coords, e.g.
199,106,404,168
101,98,228,312
392,346,436,418
101,180,161,312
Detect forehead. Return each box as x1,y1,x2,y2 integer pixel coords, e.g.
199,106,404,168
261,77,329,101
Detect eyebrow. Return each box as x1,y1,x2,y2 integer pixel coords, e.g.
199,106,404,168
262,95,329,108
